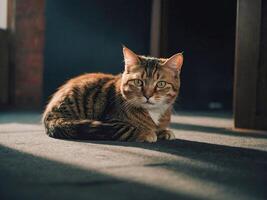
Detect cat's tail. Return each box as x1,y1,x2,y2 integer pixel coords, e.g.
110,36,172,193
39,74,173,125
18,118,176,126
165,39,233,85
43,118,138,141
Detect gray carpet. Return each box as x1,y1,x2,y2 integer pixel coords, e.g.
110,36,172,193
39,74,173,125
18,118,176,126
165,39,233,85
0,112,267,200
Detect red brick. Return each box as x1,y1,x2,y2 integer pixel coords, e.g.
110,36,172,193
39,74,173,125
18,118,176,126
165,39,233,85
16,15,45,32
12,0,45,109
16,0,45,17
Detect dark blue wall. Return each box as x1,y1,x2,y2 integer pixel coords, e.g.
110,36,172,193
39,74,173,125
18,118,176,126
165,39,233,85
165,0,236,110
44,0,236,111
44,0,151,102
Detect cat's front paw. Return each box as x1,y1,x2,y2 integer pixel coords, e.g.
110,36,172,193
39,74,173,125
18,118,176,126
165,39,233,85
157,129,175,140
135,131,157,143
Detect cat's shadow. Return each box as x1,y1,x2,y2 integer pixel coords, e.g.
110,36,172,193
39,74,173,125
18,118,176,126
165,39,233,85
8,137,265,200
67,137,267,198
67,136,267,169
67,121,267,161
74,138,267,162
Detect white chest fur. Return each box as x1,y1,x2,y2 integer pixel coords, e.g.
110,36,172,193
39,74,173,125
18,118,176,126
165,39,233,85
148,106,168,125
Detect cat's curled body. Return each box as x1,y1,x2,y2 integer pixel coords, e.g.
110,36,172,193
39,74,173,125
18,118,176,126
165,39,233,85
42,47,183,142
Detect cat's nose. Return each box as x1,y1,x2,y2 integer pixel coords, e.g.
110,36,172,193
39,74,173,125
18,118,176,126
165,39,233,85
143,89,153,100
144,94,152,101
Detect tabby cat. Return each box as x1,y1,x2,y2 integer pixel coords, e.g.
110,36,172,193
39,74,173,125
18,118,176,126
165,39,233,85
42,47,183,142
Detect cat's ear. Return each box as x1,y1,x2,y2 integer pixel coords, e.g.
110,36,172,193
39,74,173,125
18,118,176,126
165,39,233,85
163,53,183,71
123,46,140,70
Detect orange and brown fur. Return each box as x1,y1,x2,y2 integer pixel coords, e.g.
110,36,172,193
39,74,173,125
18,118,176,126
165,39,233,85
42,47,183,142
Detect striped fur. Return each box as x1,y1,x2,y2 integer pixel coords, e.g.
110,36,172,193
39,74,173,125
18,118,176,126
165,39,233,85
42,47,183,142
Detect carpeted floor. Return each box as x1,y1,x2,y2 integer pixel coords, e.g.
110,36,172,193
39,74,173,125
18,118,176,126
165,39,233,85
0,112,267,200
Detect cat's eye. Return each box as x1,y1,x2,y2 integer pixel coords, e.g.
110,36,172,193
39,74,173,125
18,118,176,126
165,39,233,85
156,81,166,88
133,79,143,87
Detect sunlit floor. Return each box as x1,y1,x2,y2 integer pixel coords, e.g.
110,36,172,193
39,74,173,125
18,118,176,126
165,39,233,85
0,112,267,200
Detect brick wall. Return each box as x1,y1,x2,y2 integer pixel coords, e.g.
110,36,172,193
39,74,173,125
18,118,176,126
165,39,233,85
8,0,45,109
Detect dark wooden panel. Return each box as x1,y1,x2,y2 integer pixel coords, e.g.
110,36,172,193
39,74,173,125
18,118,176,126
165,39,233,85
234,0,267,130
256,0,267,129
0,30,9,106
150,0,162,57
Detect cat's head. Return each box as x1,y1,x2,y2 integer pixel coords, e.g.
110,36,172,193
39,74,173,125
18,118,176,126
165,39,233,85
120,46,183,110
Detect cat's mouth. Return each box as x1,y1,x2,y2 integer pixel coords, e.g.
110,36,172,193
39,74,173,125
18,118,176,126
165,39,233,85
144,101,155,105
